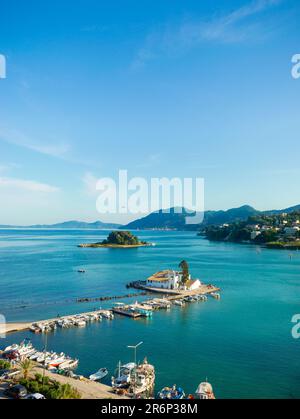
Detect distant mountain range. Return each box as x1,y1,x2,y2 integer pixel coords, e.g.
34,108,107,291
0,220,121,229
121,204,300,231
1,204,300,231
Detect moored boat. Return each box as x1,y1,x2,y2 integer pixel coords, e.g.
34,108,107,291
112,362,136,390
89,368,108,381
59,359,79,370
173,300,185,307
158,385,185,399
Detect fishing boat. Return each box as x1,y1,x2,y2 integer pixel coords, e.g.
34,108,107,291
112,362,136,389
89,368,108,381
78,269,86,273
195,382,215,399
158,385,185,399
127,358,155,398
211,292,221,300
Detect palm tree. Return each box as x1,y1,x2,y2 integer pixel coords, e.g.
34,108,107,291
20,358,33,380
179,260,189,284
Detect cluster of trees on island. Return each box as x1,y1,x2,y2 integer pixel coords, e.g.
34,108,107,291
201,211,300,249
101,231,148,246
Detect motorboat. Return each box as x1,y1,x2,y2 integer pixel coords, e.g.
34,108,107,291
59,359,79,370
4,343,19,352
173,300,185,307
89,368,108,381
158,385,185,399
29,351,44,361
75,319,86,327
101,311,114,319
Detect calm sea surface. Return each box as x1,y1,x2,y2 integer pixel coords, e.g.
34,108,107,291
1,229,300,399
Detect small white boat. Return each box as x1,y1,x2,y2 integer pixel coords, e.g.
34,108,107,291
75,320,86,327
211,292,221,300
18,343,35,357
59,359,79,370
36,352,50,363
173,300,184,307
48,356,67,368
4,343,19,352
101,311,114,319
29,351,43,360
89,368,108,381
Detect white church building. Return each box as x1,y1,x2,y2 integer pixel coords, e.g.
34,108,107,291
146,270,201,291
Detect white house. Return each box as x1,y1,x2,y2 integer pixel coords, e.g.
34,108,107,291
146,270,201,291
184,279,202,291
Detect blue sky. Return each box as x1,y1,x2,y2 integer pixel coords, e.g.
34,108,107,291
0,0,300,224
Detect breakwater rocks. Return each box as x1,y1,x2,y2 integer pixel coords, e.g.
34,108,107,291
76,292,149,303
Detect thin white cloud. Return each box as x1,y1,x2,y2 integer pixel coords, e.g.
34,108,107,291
0,177,59,193
132,0,284,69
0,127,70,158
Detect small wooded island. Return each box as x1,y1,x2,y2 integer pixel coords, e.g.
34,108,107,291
78,231,152,248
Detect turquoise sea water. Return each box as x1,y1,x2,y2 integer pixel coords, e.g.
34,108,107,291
1,229,300,399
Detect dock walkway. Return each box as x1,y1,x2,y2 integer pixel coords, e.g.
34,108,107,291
4,282,220,335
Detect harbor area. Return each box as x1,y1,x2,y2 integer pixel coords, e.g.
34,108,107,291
4,262,220,333
0,340,215,399
4,285,220,333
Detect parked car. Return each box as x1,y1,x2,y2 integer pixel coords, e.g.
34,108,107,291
24,393,46,400
4,384,28,399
